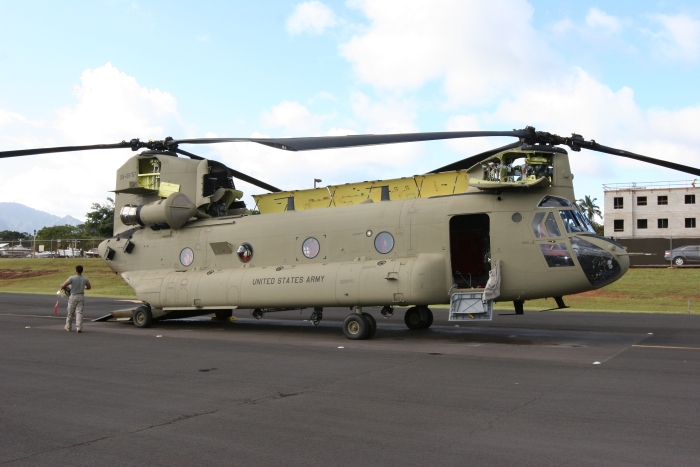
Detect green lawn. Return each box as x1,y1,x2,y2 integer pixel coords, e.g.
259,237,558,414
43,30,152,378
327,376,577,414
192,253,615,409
0,258,136,298
497,267,700,313
1,259,698,313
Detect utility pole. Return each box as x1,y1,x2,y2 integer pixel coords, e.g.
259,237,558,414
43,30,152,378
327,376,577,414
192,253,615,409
33,230,36,258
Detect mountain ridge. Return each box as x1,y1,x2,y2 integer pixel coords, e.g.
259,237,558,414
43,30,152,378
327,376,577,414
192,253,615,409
0,202,83,233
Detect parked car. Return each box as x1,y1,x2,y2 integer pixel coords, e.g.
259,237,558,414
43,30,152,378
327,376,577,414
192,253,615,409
664,245,700,266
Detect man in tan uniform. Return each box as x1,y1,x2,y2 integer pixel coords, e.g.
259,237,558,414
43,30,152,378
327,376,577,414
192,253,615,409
60,265,91,333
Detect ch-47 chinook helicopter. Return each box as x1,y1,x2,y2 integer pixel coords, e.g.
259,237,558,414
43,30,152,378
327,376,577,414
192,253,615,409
3,127,700,339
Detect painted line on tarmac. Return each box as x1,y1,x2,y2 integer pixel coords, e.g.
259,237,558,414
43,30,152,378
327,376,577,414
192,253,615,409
0,313,63,319
633,344,700,351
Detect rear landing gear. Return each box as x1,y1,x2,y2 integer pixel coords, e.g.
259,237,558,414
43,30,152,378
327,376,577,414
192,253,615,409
343,314,368,339
133,305,152,328
342,308,377,339
404,306,433,330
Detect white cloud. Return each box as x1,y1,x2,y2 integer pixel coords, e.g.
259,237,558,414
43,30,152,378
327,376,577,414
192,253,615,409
261,100,333,135
0,63,185,219
585,7,622,34
286,1,338,35
649,13,700,61
350,92,417,133
340,0,558,106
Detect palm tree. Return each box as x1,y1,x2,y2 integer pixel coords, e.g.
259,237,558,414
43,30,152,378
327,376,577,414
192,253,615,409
576,195,602,223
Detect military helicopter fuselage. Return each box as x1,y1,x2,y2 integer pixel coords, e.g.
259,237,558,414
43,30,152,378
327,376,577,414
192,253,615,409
96,145,629,335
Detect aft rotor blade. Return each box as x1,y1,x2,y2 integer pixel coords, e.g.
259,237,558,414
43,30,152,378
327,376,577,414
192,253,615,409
0,142,134,159
429,141,523,173
171,130,526,152
230,169,282,193
172,148,282,192
582,142,700,177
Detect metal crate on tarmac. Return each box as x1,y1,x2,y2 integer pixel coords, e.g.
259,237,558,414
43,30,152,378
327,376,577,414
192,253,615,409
449,291,493,321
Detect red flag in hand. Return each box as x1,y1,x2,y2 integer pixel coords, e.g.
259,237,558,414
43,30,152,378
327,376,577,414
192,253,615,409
54,298,59,316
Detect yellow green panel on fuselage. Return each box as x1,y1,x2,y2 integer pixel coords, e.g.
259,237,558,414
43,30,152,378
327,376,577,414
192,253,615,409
252,171,468,214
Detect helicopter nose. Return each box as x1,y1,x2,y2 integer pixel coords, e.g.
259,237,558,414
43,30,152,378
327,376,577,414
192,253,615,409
570,236,629,289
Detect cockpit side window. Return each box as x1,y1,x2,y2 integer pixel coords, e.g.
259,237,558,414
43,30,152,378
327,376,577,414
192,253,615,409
545,212,561,237
532,212,561,238
532,212,547,238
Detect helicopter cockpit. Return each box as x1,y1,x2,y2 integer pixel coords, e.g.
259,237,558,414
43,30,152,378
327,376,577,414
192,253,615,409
533,195,622,288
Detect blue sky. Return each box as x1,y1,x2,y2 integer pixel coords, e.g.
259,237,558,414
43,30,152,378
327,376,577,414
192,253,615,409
1,0,699,220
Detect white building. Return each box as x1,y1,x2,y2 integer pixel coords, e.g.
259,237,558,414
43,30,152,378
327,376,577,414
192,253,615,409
603,181,700,238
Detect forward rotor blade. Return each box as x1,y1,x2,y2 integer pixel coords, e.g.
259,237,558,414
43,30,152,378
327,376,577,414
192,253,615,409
429,141,523,173
171,148,204,160
581,142,700,177
171,130,526,152
0,142,133,159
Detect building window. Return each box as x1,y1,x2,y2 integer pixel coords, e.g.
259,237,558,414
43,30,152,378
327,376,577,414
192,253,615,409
658,218,669,229
637,219,647,229
614,197,623,209
658,195,668,205
614,219,624,232
686,218,696,228
637,196,647,206
686,194,695,204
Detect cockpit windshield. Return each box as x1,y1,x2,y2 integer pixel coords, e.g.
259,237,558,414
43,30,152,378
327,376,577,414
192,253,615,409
538,196,574,208
559,210,586,233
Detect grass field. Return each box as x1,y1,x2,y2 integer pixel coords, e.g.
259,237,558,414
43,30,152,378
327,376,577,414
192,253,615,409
0,258,135,298
1,259,698,313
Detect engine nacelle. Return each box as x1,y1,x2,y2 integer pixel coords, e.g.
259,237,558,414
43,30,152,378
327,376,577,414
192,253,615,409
120,192,197,230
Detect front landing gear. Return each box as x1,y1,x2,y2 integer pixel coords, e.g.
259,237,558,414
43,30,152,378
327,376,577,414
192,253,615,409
404,306,433,330
342,308,377,340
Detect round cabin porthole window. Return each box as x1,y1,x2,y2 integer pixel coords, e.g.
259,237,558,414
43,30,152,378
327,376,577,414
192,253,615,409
374,231,394,254
302,237,320,259
237,243,253,263
180,247,194,267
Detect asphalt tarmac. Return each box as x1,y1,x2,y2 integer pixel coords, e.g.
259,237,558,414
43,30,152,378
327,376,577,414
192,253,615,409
1,292,699,466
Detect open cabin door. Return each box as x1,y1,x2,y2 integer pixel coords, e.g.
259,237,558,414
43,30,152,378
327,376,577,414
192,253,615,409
449,214,491,288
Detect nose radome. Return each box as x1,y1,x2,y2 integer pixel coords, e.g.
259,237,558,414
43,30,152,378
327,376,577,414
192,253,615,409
570,235,628,289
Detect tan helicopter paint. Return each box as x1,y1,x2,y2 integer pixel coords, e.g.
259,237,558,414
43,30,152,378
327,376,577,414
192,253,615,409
101,147,629,319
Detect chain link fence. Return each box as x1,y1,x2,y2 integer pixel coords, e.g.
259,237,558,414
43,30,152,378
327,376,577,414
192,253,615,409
612,237,700,267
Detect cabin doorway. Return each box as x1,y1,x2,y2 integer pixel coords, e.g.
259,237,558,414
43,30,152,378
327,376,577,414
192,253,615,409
449,214,491,288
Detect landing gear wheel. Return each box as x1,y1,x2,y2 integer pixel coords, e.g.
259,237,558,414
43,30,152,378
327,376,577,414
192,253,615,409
674,256,685,266
343,314,368,340
361,313,377,338
133,306,152,328
422,308,434,329
404,306,432,330
404,307,423,330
